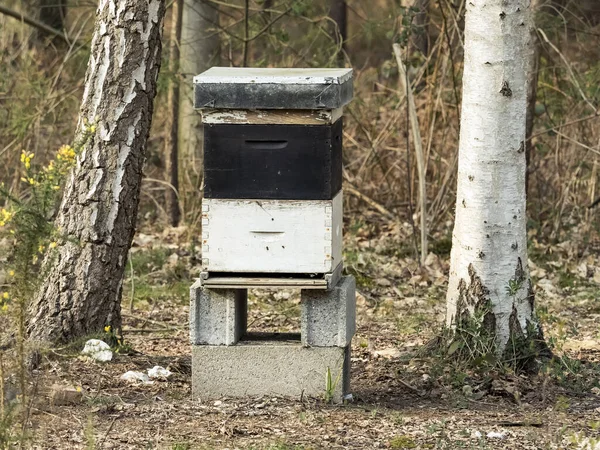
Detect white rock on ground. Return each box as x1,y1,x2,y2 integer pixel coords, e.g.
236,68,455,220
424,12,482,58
147,366,172,379
81,339,113,362
120,371,153,384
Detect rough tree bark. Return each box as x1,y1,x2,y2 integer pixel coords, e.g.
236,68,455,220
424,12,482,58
27,0,166,344
446,0,545,356
164,0,183,226
329,0,347,66
178,0,219,180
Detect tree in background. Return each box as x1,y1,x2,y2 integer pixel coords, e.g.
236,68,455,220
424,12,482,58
38,0,66,34
446,0,547,363
27,0,166,344
329,0,347,66
178,0,220,194
405,0,429,56
164,0,183,227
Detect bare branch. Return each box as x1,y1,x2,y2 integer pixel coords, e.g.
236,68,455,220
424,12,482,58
0,4,70,44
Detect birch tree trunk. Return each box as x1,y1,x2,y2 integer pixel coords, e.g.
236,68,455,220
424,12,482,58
178,0,219,180
446,0,546,357
27,0,165,344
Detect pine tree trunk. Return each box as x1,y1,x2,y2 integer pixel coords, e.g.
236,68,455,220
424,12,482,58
27,0,166,344
446,0,545,356
178,0,219,184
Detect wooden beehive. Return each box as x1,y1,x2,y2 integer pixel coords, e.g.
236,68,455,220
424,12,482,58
194,67,353,288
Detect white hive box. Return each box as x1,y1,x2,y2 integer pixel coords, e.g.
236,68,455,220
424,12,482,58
201,191,342,275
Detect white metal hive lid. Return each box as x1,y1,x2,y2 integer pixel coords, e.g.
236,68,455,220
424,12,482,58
193,67,354,110
193,67,353,85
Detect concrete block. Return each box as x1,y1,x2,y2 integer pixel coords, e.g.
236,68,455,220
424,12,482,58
192,338,350,402
301,275,356,347
190,279,247,345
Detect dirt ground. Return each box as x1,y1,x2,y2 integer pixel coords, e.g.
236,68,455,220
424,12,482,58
9,216,600,449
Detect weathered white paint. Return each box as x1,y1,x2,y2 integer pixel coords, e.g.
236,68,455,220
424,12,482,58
201,108,343,125
202,191,343,274
194,67,353,85
446,0,536,350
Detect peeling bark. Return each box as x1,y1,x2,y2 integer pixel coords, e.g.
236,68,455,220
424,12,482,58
27,0,166,344
446,0,546,356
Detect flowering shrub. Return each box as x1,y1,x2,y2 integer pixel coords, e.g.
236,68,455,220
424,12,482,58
0,124,94,316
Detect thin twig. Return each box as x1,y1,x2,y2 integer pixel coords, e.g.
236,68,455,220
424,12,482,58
344,185,395,219
128,254,135,313
97,415,120,448
529,112,600,139
394,43,428,264
242,0,249,66
537,28,597,114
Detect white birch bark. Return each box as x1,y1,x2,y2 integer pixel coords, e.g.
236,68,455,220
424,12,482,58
28,0,165,343
446,0,542,352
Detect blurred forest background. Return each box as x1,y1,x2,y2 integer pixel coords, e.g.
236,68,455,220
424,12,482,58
1,1,600,448
1,0,599,247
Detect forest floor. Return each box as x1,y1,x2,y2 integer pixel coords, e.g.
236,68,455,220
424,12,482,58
12,213,600,449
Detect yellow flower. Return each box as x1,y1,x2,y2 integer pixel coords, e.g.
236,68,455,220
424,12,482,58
9,270,14,277
20,151,34,169
21,177,37,185
49,242,57,249
57,145,76,163
38,245,45,253
1,304,8,312
0,209,12,227
2,292,8,300
104,325,111,333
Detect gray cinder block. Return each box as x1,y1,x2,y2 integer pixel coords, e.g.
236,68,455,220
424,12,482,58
192,341,350,402
301,275,356,347
189,279,247,345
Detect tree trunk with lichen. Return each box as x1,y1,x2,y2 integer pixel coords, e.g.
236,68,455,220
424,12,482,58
446,0,547,363
27,0,165,344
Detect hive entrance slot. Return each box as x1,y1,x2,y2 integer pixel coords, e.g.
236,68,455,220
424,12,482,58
244,139,288,150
